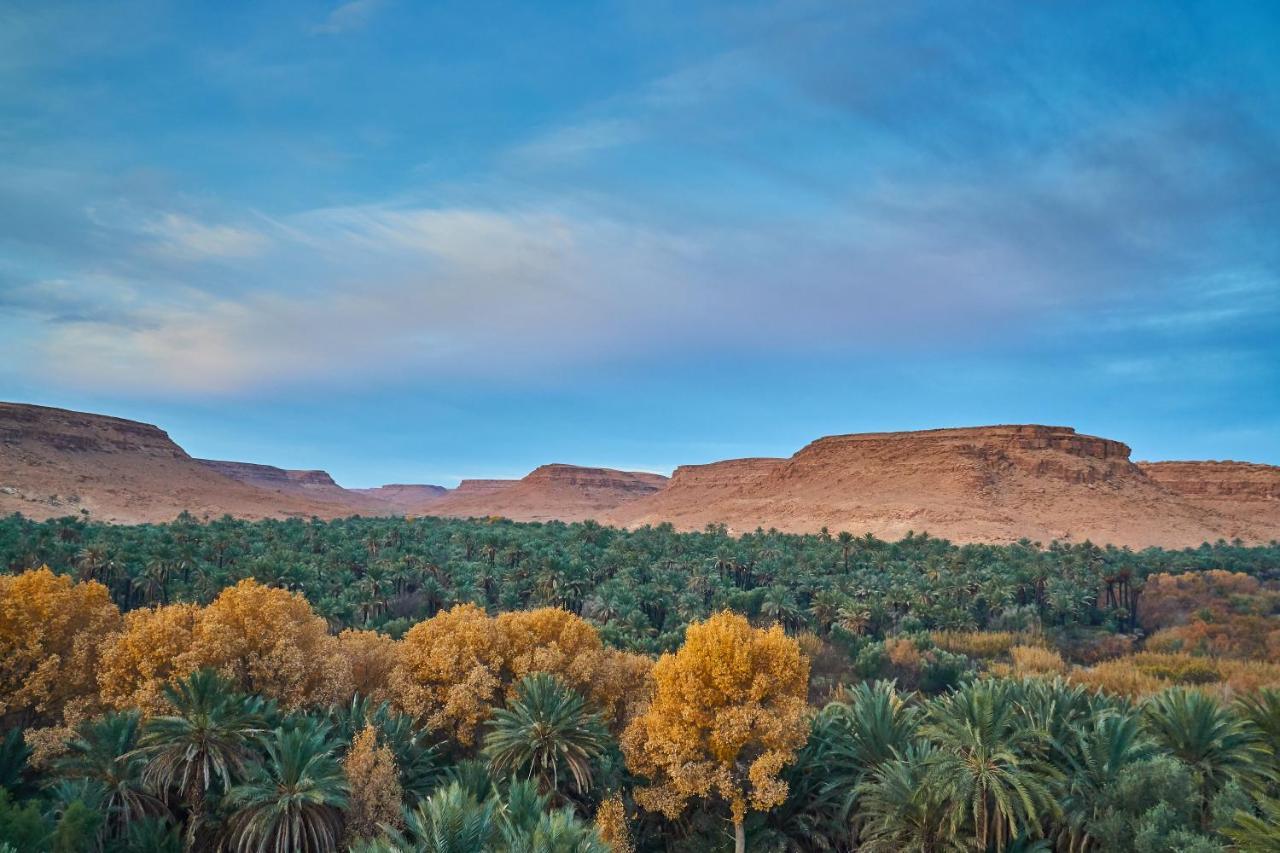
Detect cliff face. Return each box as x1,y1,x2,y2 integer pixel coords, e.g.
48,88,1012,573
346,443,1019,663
352,484,449,512
609,426,1280,547
426,465,668,522
0,403,353,523
1138,461,1280,530
198,460,340,489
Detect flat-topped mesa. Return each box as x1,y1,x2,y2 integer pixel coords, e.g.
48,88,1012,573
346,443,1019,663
451,479,518,497
522,464,668,494
0,401,187,458
665,458,786,491
198,459,340,489
1139,461,1280,501
787,425,1136,488
353,484,448,500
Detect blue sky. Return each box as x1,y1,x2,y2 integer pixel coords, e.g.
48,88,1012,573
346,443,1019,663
1,0,1278,487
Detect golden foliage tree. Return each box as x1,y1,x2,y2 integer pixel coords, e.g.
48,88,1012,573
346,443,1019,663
0,567,121,727
335,629,400,707
622,611,809,853
391,604,652,746
392,603,506,745
343,724,403,845
183,578,347,709
98,603,201,715
594,793,633,853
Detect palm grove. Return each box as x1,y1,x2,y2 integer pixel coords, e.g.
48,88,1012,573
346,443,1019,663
1,512,1279,852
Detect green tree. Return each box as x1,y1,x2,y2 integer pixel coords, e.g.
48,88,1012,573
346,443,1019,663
135,669,269,849
483,674,611,801
923,681,1058,851
54,710,167,844
224,723,350,853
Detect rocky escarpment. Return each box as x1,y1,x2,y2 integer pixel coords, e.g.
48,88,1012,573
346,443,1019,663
0,402,356,523
198,460,341,489
426,465,668,522
1138,461,1280,530
0,402,187,458
352,483,449,512
609,425,1280,547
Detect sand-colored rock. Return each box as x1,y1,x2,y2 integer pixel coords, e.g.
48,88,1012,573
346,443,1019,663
197,459,403,515
1138,461,1280,533
0,402,350,523
426,464,668,522
351,483,449,512
607,426,1280,547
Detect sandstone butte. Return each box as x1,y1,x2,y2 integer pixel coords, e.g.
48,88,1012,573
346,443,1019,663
2,402,1278,548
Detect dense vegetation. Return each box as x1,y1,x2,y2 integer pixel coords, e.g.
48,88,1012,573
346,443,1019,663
1,513,1278,851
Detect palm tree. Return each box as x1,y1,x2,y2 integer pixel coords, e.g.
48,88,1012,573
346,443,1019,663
1142,687,1273,828
393,781,497,853
55,710,168,844
483,674,610,800
856,743,961,853
923,681,1059,851
1059,712,1157,852
820,680,921,831
1223,794,1280,852
134,670,269,849
224,722,349,853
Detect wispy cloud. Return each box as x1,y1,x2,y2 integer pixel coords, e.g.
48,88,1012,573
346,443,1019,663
310,0,385,35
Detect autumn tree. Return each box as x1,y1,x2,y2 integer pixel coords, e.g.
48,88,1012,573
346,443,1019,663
622,611,809,853
391,604,651,747
0,567,121,727
343,724,403,846
391,603,506,746
183,578,348,709
98,603,200,715
335,629,400,707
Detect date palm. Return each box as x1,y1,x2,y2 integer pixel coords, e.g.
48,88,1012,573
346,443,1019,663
856,742,961,853
483,673,610,799
1059,712,1156,852
1142,687,1273,828
55,710,167,843
923,681,1058,851
224,722,349,853
134,670,269,850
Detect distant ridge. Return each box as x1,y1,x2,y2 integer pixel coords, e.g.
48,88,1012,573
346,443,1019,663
2,403,1278,546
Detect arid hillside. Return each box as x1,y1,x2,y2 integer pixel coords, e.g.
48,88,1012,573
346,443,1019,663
427,464,668,522
350,483,449,512
0,403,349,523
5,403,1278,545
1138,461,1280,532
607,426,1280,547
196,459,404,515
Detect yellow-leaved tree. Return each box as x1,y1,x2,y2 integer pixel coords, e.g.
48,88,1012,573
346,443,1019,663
183,578,349,708
391,604,651,745
98,602,201,715
622,611,809,853
343,724,403,846
0,567,121,727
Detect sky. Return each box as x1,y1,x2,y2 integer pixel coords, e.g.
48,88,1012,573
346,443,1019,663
1,0,1278,487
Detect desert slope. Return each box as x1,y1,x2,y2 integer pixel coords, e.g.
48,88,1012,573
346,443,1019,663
351,484,449,512
196,459,404,515
1138,461,1280,532
0,403,349,523
427,464,668,522
607,426,1280,547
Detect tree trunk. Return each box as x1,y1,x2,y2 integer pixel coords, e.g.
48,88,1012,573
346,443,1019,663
734,817,745,853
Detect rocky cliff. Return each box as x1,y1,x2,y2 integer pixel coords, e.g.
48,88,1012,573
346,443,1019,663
1138,461,1280,531
427,464,668,522
0,403,350,522
608,426,1280,546
351,483,449,512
